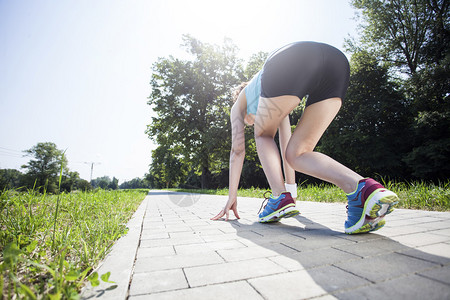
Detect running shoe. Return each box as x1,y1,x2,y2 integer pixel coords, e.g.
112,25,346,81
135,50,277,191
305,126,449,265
258,191,299,223
345,178,399,234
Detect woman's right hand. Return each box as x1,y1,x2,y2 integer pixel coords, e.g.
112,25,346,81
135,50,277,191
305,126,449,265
211,198,240,221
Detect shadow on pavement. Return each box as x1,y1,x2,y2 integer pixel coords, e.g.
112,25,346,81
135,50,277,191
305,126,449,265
227,215,450,299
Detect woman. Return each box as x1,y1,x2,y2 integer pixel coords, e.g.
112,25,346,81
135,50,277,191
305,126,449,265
212,41,398,234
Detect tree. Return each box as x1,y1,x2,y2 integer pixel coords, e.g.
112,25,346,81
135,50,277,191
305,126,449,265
146,35,243,188
21,142,67,193
60,171,80,192
0,169,23,190
91,176,111,189
350,0,449,180
119,177,149,189
149,145,186,188
320,50,411,177
75,179,92,191
108,177,119,190
351,0,444,74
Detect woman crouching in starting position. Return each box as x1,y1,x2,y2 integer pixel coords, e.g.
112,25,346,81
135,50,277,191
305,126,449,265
212,41,399,234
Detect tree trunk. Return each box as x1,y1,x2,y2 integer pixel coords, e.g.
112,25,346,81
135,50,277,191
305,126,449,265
200,166,210,189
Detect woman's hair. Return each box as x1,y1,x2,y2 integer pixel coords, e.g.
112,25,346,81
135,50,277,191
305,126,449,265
232,82,248,102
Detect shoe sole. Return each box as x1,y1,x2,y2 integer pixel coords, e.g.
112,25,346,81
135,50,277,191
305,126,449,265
259,204,300,223
345,190,398,234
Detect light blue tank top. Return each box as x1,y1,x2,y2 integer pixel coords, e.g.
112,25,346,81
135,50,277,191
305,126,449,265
244,71,262,115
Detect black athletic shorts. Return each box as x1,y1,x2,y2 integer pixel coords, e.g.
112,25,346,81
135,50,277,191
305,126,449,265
261,41,350,107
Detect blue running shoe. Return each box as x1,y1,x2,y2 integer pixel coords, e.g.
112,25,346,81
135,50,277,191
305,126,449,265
259,192,299,223
345,178,399,234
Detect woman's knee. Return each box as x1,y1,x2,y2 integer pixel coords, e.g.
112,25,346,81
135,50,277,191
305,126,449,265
285,141,314,166
254,125,275,139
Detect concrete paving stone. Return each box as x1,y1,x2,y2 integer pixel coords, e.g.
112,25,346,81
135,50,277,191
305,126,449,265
418,265,450,285
142,220,164,225
163,223,190,229
182,220,211,227
333,238,406,258
159,227,194,233
419,220,450,230
335,274,450,300
137,246,175,258
128,269,188,295
133,251,224,273
307,265,371,292
201,232,246,242
280,233,353,252
193,228,226,236
268,255,305,271
142,223,166,230
218,226,239,233
128,281,264,300
174,239,247,255
377,224,431,236
430,227,450,237
139,235,204,248
237,238,301,254
334,252,439,283
140,231,169,240
291,227,344,238
244,231,303,246
184,257,286,287
397,243,450,265
313,295,338,300
283,247,361,269
217,246,280,262
390,232,450,247
250,222,309,235
387,216,443,227
168,231,200,239
337,232,394,243
248,270,331,300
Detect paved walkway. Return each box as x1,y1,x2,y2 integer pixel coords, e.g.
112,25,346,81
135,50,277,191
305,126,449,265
82,191,450,299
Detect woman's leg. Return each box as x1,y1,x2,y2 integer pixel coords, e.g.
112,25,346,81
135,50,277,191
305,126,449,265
254,95,300,196
278,116,296,185
285,98,363,193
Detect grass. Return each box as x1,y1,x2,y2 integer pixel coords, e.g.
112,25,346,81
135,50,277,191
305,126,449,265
0,188,148,299
169,179,450,211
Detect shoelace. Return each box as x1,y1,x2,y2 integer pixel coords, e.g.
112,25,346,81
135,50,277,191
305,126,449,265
258,191,273,214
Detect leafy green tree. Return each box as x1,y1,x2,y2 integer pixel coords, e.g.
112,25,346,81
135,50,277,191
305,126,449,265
351,0,440,74
21,142,67,193
60,171,81,192
244,51,268,79
119,177,149,189
146,35,243,188
75,178,92,191
350,0,449,180
149,145,186,188
91,176,111,189
0,169,23,190
108,177,119,190
320,50,411,177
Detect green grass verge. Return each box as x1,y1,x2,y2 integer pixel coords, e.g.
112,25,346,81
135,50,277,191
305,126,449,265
169,180,450,211
0,188,148,299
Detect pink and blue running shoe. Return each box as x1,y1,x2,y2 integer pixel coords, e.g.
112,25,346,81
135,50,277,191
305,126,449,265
345,178,399,234
258,191,299,223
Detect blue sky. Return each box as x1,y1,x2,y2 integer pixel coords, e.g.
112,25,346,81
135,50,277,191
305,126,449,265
0,0,359,183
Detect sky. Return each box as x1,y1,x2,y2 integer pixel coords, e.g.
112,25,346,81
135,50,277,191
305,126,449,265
0,0,359,183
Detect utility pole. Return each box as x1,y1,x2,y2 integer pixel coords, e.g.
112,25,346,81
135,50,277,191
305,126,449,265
83,162,101,182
